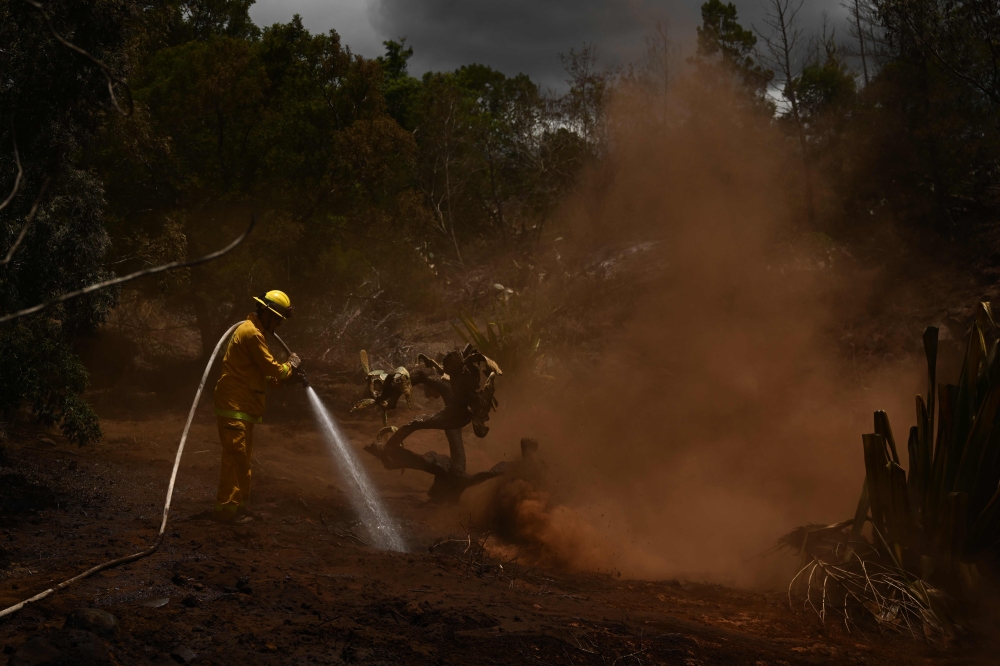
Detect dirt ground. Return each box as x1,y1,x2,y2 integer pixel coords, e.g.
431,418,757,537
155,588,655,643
0,391,997,665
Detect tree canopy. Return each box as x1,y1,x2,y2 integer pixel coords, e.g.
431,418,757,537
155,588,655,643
3,0,1000,444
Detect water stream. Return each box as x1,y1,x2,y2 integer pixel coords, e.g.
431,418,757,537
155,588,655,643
305,387,407,552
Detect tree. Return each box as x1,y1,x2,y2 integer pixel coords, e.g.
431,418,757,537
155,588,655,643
844,0,1000,238
163,0,261,45
410,72,477,262
843,0,875,86
95,14,420,358
692,0,774,109
377,38,422,128
876,0,1000,110
558,44,615,157
793,39,858,124
0,0,143,444
626,20,680,126
455,64,560,240
396,49,581,251
756,0,816,226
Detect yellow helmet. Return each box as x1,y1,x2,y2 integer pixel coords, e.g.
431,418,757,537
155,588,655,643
253,290,293,319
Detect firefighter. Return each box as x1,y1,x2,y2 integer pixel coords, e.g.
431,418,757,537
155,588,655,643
212,290,302,524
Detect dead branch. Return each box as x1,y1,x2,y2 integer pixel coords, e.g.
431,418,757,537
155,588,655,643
789,552,947,640
20,0,134,115
0,215,255,324
0,124,23,213
429,523,554,591
0,177,50,267
320,514,371,547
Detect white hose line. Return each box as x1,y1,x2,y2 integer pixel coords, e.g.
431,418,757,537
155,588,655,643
0,322,241,620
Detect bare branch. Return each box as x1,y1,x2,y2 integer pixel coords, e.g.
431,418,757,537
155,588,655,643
20,0,134,116
0,215,256,324
881,1,1000,109
754,0,805,87
916,31,1000,107
0,177,50,266
842,0,871,85
0,124,23,213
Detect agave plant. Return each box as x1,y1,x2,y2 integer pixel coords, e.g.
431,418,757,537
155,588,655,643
789,302,1000,637
451,311,542,376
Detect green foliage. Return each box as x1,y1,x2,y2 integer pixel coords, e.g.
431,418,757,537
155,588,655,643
392,55,584,255
558,44,614,155
163,0,261,45
0,0,138,444
0,319,102,446
378,39,422,127
93,13,420,355
791,44,857,120
692,0,774,106
696,0,758,64
811,0,1000,240
451,310,541,376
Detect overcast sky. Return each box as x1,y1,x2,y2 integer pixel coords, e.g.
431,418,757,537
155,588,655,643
249,0,851,89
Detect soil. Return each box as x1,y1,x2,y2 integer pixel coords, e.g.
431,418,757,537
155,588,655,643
0,393,997,665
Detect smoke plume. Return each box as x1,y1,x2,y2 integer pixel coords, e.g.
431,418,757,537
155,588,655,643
474,80,923,586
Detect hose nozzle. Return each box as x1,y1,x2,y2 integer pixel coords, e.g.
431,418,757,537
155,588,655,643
272,332,308,387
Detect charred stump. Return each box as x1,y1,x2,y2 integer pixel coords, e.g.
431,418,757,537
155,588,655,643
364,428,508,503
359,345,506,503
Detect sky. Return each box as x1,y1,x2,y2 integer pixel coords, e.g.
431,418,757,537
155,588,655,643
249,0,851,89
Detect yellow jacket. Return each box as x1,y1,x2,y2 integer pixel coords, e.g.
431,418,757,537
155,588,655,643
213,313,292,422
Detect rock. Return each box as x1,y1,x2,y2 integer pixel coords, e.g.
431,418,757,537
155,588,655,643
11,630,110,665
64,608,119,639
181,595,199,608
37,438,55,446
47,630,109,664
170,645,197,663
7,637,63,665
149,656,176,665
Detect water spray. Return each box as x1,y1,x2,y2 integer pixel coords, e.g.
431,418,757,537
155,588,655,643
0,323,406,620
305,390,407,551
272,333,405,551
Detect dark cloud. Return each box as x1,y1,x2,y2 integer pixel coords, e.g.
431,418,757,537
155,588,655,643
371,0,849,87
372,0,673,88
251,0,854,89
250,0,385,56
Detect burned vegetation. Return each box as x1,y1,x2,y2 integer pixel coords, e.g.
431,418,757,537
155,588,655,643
788,303,1000,639
8,0,1000,662
360,346,509,503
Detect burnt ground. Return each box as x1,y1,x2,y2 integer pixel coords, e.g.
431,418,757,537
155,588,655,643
0,402,997,665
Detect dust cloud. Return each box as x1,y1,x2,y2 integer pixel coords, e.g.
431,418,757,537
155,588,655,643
474,82,924,587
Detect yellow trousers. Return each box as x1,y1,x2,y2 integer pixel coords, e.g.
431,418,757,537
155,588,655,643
215,418,254,514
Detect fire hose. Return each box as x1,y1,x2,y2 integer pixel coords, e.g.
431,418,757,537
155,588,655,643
0,322,243,620
273,332,309,387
